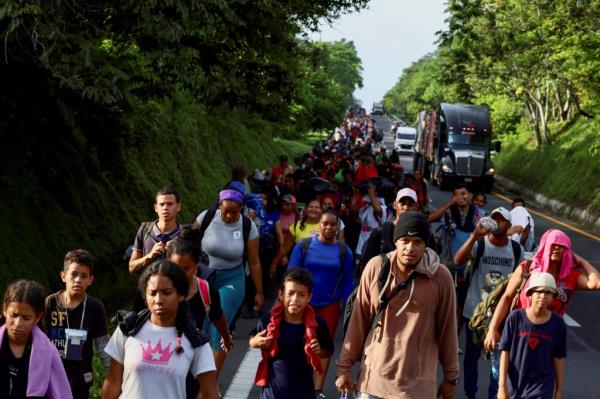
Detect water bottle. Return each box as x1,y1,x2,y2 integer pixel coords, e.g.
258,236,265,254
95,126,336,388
480,216,498,233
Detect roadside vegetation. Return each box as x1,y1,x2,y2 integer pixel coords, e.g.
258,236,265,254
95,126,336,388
381,0,600,212
0,1,366,301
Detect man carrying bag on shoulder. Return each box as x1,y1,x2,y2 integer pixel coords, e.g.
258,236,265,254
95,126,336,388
336,212,459,399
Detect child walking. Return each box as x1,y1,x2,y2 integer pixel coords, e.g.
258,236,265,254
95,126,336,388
250,268,334,399
0,280,72,398
44,249,111,399
498,272,566,399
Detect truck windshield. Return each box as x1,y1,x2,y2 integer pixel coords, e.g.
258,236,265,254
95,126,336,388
448,133,490,146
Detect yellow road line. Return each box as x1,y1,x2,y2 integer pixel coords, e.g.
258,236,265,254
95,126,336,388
492,191,600,243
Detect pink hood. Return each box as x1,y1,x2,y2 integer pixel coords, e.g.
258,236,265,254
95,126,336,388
531,229,574,280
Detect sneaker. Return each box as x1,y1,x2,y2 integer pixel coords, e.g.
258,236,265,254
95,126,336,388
458,347,463,355
315,389,327,399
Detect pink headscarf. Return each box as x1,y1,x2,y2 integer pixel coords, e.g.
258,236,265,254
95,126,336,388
531,229,574,281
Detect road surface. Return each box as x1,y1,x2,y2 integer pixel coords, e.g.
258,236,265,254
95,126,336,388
217,115,600,398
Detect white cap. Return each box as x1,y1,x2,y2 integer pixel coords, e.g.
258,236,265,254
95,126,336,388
526,272,557,296
490,206,512,222
395,188,418,203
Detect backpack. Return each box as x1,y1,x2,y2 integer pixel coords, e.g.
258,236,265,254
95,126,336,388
299,237,349,298
196,277,212,314
468,259,532,349
197,201,252,266
343,253,416,336
123,221,155,261
356,221,395,283
112,309,209,348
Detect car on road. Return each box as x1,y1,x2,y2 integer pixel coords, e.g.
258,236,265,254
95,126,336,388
395,126,416,153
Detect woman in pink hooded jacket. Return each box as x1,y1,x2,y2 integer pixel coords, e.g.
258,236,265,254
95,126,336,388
484,229,600,350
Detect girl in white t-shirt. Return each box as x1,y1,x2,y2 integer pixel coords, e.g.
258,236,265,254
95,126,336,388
102,260,218,399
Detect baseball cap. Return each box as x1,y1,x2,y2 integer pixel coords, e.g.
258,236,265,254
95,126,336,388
395,188,418,203
393,211,430,243
281,194,296,205
490,207,511,222
525,272,557,296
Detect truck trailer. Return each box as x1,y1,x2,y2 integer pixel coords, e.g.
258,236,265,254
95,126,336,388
412,103,500,192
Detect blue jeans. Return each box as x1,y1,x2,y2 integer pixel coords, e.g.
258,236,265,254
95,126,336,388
207,265,245,351
463,319,499,399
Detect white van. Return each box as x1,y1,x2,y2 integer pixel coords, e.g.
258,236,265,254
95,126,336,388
395,127,416,153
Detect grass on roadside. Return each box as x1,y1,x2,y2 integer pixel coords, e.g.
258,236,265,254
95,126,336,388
494,118,600,212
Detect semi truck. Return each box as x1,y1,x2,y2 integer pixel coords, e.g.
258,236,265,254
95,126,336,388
412,103,501,192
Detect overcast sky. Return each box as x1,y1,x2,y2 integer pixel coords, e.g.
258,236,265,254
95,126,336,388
309,0,447,109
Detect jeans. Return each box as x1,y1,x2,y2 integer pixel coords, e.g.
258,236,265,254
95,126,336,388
463,319,499,399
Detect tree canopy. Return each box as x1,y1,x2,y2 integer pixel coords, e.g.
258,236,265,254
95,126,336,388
383,0,600,147
1,0,367,130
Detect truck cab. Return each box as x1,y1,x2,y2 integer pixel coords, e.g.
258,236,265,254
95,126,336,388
394,126,416,153
413,103,500,192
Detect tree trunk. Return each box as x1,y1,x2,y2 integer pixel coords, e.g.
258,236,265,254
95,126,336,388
524,95,541,147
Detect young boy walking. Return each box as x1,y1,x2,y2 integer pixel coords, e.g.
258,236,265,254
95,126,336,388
250,268,334,399
498,272,566,399
44,249,111,399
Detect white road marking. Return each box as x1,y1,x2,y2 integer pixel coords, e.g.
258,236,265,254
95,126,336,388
564,313,581,327
223,348,261,399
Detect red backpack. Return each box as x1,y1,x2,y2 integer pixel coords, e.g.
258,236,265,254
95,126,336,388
196,277,211,314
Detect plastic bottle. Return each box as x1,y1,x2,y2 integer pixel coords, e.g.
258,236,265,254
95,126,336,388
480,216,498,233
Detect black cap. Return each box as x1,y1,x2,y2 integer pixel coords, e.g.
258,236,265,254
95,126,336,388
393,211,430,243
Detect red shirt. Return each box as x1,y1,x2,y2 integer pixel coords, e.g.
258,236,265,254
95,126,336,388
355,163,378,184
517,262,580,316
272,166,285,182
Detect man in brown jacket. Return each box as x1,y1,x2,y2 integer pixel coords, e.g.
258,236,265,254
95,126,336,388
335,212,460,399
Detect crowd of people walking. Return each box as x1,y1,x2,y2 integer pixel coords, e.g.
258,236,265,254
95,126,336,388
2,109,600,399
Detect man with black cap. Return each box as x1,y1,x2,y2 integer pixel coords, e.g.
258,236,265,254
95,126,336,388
336,212,459,399
356,188,419,281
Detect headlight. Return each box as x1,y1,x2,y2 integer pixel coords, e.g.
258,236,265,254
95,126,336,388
485,167,495,175
442,164,453,173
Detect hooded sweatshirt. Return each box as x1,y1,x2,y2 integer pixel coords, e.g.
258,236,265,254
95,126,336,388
336,248,459,398
0,324,72,399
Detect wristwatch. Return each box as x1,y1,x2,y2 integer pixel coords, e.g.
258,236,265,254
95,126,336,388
446,378,460,385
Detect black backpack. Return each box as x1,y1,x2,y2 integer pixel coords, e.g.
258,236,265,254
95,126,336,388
123,221,155,262
343,253,416,336
112,309,209,348
196,200,252,267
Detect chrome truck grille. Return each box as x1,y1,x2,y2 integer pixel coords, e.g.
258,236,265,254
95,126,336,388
454,151,485,176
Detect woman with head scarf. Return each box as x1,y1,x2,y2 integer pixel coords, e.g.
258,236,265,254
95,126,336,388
484,229,600,350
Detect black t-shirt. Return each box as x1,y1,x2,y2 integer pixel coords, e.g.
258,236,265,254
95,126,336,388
0,331,32,398
251,314,334,399
44,293,108,388
186,284,223,328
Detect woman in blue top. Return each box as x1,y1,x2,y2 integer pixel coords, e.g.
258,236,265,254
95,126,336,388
287,209,354,397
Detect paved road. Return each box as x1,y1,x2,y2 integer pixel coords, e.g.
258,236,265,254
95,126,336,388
218,116,600,398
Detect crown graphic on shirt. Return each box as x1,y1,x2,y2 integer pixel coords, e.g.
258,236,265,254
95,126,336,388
140,339,175,364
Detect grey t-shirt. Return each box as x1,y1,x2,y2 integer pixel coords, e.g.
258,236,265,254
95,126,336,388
463,236,524,319
196,209,259,270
